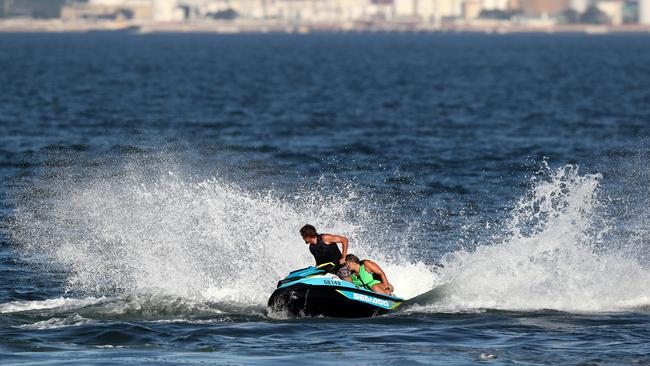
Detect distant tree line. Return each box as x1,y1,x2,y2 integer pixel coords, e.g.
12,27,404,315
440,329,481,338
558,6,611,24
208,9,238,20
478,9,523,20
0,0,67,19
478,5,618,25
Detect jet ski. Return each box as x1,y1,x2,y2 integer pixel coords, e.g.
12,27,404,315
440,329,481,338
268,262,404,318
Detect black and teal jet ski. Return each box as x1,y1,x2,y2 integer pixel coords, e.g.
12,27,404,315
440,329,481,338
268,263,404,318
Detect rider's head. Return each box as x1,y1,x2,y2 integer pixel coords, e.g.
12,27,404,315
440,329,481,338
344,254,361,271
300,224,318,244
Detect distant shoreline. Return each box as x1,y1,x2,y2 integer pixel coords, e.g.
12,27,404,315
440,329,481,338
1,18,650,35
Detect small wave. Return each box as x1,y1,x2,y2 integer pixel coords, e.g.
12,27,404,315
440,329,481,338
0,293,266,323
17,314,93,330
0,297,104,314
88,293,226,319
402,304,487,315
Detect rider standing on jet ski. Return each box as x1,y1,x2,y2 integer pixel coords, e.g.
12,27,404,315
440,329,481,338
300,224,350,278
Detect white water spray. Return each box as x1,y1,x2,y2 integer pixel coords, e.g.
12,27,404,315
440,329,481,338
10,161,433,307
431,164,650,312
9,160,650,315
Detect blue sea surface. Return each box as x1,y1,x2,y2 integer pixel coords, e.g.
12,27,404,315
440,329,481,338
0,33,649,365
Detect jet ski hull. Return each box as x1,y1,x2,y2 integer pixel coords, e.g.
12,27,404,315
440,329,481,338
268,266,403,318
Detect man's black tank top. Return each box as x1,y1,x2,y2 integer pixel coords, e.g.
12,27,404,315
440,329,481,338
309,234,342,267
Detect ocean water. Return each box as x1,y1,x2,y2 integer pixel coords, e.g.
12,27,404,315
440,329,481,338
1,33,649,365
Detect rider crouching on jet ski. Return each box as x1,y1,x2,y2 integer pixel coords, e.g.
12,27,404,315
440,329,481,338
300,224,351,280
343,254,394,295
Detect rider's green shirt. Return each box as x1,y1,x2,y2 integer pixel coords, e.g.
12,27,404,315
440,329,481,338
350,263,381,289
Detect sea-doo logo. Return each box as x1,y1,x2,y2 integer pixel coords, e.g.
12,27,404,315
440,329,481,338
352,292,390,307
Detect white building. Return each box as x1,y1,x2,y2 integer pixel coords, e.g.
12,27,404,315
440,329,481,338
435,0,462,19
641,0,650,25
569,0,589,13
481,0,508,10
211,0,353,21
394,0,462,19
417,0,438,21
152,0,471,23
419,0,462,21
153,0,185,20
394,0,416,16
337,0,370,21
595,0,623,25
463,0,482,19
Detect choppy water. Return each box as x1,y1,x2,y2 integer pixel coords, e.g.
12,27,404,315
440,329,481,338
1,33,649,365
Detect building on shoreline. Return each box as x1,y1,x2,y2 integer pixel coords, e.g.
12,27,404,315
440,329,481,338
641,0,650,24
520,0,570,17
596,0,623,24
1,0,648,28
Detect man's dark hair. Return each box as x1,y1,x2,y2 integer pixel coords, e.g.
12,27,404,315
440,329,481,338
345,254,360,263
300,224,317,238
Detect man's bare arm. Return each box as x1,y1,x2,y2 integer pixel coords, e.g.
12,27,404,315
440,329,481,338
364,260,390,289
